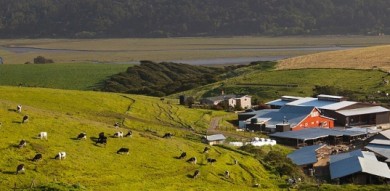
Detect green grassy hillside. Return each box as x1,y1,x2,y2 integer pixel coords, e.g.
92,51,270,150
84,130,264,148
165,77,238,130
0,63,130,90
0,86,282,190
175,67,390,103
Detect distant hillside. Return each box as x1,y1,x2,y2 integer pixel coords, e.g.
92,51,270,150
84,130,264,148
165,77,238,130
277,45,390,71
101,61,226,96
0,0,389,38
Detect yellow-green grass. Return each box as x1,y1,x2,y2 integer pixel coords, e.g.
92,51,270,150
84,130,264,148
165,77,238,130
0,63,130,90
278,45,390,71
0,86,282,190
2,36,390,64
174,68,390,102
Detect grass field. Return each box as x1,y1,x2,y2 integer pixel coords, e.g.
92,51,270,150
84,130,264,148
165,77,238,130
1,36,390,64
174,68,390,103
0,86,283,190
278,45,390,71
0,63,130,90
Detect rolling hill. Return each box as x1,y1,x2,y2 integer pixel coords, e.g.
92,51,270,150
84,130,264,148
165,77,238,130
0,86,284,190
277,45,390,71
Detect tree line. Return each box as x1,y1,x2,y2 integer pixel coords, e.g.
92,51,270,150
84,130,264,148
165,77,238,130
0,0,389,38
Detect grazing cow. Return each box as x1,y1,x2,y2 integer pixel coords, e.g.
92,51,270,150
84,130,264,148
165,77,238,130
77,132,87,140
114,122,120,128
18,139,27,148
203,147,210,153
225,171,230,178
187,157,197,164
192,170,200,179
16,164,25,174
234,159,238,165
207,158,217,164
38,132,48,140
96,136,107,146
117,148,129,154
17,105,22,113
22,115,29,123
99,132,105,139
32,153,43,162
124,130,132,137
178,152,187,159
55,152,66,160
114,131,124,138
163,133,173,138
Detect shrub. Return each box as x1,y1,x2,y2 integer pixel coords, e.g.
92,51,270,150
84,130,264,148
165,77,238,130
33,56,54,64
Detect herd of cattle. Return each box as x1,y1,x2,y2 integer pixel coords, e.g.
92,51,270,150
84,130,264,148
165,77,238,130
6,104,238,182
6,104,132,175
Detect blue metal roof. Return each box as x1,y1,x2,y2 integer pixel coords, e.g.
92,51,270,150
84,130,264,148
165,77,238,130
330,150,390,179
249,105,315,128
287,145,324,166
270,128,366,141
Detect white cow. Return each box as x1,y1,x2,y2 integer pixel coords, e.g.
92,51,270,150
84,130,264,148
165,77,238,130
17,105,22,113
114,131,123,138
38,132,48,140
55,152,66,160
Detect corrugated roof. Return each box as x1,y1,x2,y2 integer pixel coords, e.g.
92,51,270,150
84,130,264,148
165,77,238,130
330,150,390,179
360,157,390,179
247,105,316,129
336,106,390,116
380,130,390,140
365,144,390,159
345,127,381,134
320,101,357,111
206,134,226,141
287,145,325,166
317,94,344,99
266,99,291,107
330,156,362,179
330,149,365,163
270,128,366,141
370,139,390,146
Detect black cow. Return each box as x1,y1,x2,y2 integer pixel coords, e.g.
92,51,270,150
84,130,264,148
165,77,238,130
96,136,107,146
207,158,217,164
203,147,210,153
163,133,173,138
178,152,187,159
98,132,105,139
193,170,200,179
117,148,129,154
187,157,197,164
32,153,43,162
124,130,132,137
22,115,29,123
18,139,27,148
16,164,25,174
77,132,87,140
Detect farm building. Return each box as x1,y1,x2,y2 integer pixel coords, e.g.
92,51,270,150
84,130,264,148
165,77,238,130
269,128,368,147
365,138,390,162
329,150,390,184
202,134,226,145
265,94,390,127
288,144,326,167
239,105,334,132
200,94,251,109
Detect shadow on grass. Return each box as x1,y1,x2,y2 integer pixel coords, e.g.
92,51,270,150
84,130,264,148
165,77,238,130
8,109,17,112
186,174,193,179
3,171,16,175
12,121,22,124
70,137,79,141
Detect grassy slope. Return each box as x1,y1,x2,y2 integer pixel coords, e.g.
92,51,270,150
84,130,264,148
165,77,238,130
278,45,390,71
0,86,280,190
0,63,130,90
174,67,390,102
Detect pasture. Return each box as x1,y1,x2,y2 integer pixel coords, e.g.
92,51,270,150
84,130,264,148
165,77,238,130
174,68,390,103
1,36,390,64
0,63,130,90
0,86,279,190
